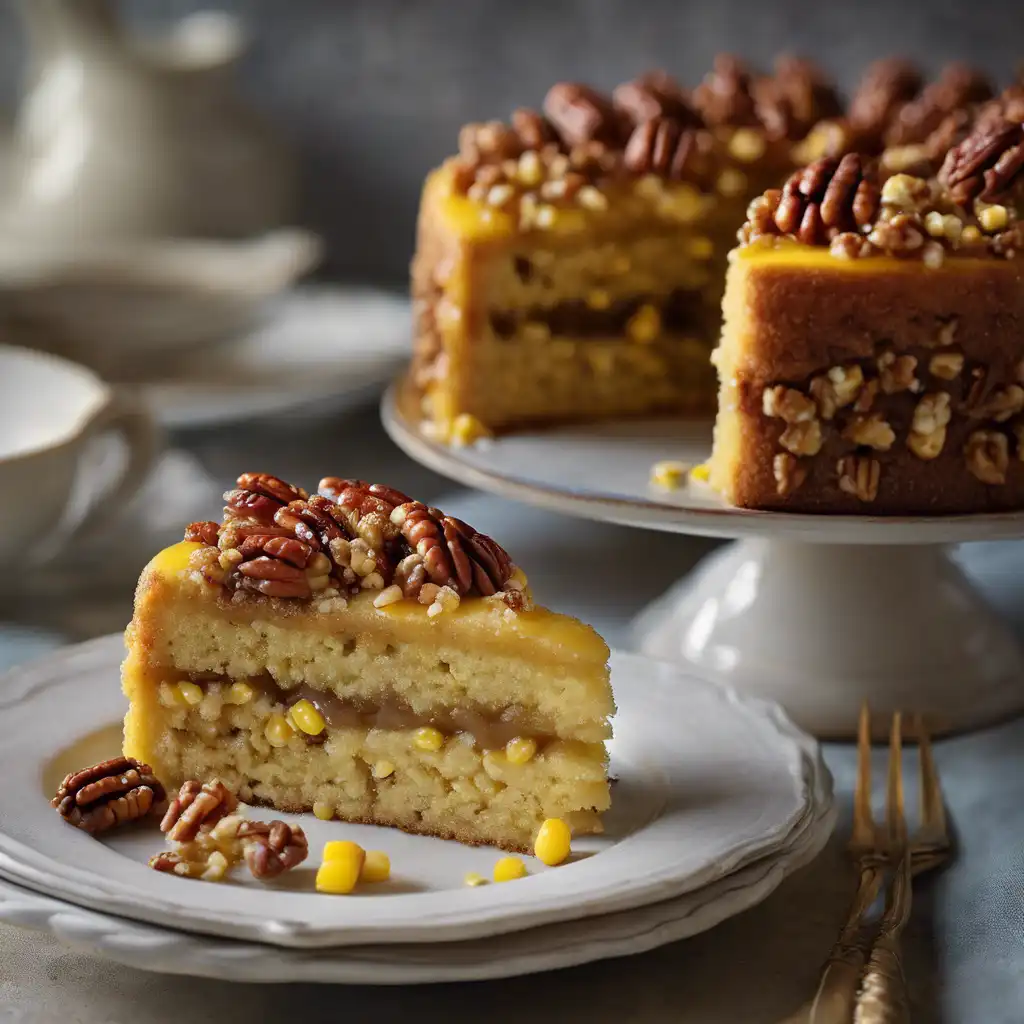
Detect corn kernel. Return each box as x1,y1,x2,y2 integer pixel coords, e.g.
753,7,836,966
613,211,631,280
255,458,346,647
316,844,365,895
505,736,537,764
159,682,188,708
372,760,396,779
224,681,254,705
312,801,334,821
451,413,492,447
464,872,488,887
961,225,982,244
534,818,572,866
576,185,608,211
414,726,444,752
979,205,1009,233
517,150,543,186
201,850,230,882
360,850,391,884
177,681,203,706
626,305,661,344
586,288,611,310
374,584,404,608
288,699,326,737
264,713,295,748
727,127,766,163
493,856,528,883
716,168,747,197
650,460,690,490
689,463,711,483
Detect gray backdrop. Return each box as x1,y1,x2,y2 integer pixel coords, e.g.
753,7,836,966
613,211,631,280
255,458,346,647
0,0,1021,283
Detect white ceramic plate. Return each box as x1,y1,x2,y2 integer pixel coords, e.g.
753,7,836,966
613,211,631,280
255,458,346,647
140,287,410,428
0,635,830,949
381,382,1024,545
0,781,833,984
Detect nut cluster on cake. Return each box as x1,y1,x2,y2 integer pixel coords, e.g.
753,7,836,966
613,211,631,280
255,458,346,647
184,473,528,614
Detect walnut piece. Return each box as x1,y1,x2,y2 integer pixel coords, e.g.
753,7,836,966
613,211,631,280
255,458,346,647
161,779,239,842
762,386,817,423
929,352,964,380
842,414,896,451
773,453,808,497
838,456,881,502
150,814,249,883
238,820,309,879
877,352,920,394
965,430,1009,484
908,393,952,460
810,365,864,419
779,420,824,456
970,385,1024,423
52,757,167,835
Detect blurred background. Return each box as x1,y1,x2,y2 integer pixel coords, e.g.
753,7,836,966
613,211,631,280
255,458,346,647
0,0,1019,285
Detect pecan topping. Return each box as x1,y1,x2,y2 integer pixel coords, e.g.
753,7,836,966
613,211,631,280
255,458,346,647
939,116,1024,205
623,118,704,180
886,63,993,146
185,521,220,547
458,120,524,165
746,155,879,245
511,108,558,150
691,54,759,127
52,757,167,834
238,820,309,879
614,71,700,127
752,55,842,141
224,472,308,527
160,779,238,843
848,58,923,138
543,82,626,148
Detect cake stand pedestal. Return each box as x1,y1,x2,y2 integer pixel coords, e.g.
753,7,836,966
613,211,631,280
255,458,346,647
383,382,1024,738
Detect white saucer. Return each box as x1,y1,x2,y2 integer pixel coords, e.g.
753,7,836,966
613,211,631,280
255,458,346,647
0,635,831,949
141,286,410,428
0,784,833,984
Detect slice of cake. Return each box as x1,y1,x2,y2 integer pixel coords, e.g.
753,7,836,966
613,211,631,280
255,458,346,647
122,473,613,852
709,98,1024,514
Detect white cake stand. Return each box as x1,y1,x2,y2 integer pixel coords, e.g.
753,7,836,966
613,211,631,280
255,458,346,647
382,383,1024,739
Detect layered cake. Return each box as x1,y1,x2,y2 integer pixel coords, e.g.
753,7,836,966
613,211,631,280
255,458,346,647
123,473,613,852
709,92,1024,513
410,55,995,442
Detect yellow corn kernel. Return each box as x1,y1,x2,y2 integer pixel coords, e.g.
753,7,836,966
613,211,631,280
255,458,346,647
177,681,203,706
979,205,1009,233
451,413,492,447
264,713,295,748
650,460,690,490
687,235,714,259
534,818,572,867
464,872,488,887
689,463,711,483
312,801,334,821
586,288,611,310
626,305,661,344
288,699,326,737
322,840,359,863
727,127,766,163
159,682,189,708
414,726,444,752
316,845,365,895
224,681,254,705
505,737,537,764
360,850,391,884
961,225,982,244
372,760,396,780
716,167,747,197
493,856,528,883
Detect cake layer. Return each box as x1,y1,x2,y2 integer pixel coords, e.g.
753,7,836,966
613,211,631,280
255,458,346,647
710,244,1024,513
133,673,607,851
125,543,613,744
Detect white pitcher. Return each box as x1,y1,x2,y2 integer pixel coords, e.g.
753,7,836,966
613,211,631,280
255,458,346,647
0,0,296,243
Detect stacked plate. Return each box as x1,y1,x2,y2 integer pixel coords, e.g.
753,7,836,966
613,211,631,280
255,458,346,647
0,635,834,984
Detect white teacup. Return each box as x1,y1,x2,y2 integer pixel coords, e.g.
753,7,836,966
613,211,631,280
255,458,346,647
0,345,160,564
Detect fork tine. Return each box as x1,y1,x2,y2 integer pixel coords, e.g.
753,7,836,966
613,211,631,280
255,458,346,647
852,702,874,846
917,714,948,839
886,711,906,846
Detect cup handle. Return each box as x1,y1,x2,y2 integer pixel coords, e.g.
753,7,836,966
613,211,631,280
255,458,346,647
51,390,162,552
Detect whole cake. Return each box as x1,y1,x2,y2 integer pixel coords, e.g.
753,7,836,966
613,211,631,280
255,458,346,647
123,473,613,852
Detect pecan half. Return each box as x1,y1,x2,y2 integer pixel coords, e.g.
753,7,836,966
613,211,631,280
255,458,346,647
691,54,759,127
624,118,703,179
160,779,238,843
511,108,559,150
613,71,700,127
848,58,923,139
752,55,842,141
52,757,167,834
886,62,993,147
184,520,220,546
543,83,626,148
224,473,308,526
238,820,309,879
939,116,1024,205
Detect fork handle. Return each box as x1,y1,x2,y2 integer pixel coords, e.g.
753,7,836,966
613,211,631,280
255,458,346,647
809,864,883,1024
853,935,911,1024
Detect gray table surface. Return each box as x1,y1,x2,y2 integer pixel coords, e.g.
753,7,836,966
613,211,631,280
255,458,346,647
1,400,1022,1023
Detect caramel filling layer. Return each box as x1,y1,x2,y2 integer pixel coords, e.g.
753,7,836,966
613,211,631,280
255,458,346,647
186,673,556,750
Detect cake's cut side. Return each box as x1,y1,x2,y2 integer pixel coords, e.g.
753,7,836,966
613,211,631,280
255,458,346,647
710,111,1024,514
123,475,613,852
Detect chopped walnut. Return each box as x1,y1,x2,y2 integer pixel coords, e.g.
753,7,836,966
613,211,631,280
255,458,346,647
908,427,948,460
762,386,817,423
929,352,965,380
838,456,881,502
773,453,808,497
842,414,896,451
810,365,865,419
877,352,920,394
912,392,953,435
779,420,824,456
965,430,1009,484
853,379,881,414
150,813,250,882
970,385,1024,423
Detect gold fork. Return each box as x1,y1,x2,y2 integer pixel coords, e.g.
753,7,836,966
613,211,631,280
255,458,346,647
809,709,951,1024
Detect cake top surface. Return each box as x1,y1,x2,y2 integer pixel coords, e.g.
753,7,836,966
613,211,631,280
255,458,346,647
737,86,1024,265
181,473,529,615
440,54,1005,235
